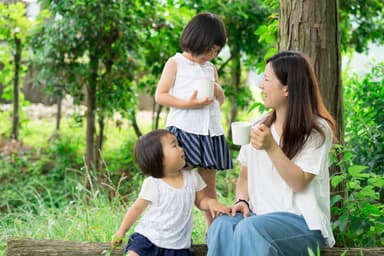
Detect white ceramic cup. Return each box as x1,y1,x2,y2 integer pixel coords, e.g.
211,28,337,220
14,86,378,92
195,79,214,99
231,121,252,145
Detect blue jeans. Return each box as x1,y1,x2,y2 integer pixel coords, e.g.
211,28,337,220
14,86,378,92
207,212,325,256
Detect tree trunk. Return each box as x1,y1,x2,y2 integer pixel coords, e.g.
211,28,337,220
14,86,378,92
278,0,343,144
154,103,163,130
131,110,142,138
278,0,345,216
95,116,104,171
56,95,62,131
11,36,21,141
227,50,241,140
85,54,99,171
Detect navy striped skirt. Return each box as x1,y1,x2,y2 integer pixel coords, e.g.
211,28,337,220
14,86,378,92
167,126,233,170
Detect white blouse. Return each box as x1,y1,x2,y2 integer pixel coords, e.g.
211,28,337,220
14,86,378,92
134,170,206,249
238,117,335,247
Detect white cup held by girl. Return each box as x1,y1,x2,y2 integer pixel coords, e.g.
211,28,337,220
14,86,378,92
195,79,214,99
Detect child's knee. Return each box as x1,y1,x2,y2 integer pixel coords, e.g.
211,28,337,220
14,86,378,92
126,250,140,256
210,215,235,232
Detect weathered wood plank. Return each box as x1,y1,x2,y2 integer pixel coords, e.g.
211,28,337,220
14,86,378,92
7,237,384,256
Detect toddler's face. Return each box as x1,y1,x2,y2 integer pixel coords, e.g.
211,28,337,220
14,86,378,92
161,134,185,174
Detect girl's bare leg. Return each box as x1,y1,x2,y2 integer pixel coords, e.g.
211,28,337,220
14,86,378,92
198,167,217,227
126,250,139,256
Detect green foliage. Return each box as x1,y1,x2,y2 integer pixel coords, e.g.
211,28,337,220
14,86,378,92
307,245,321,256
254,0,278,71
0,135,82,211
0,2,43,95
339,0,384,53
343,63,384,175
329,63,384,247
0,172,130,256
135,4,192,96
0,2,32,43
331,147,384,247
0,2,41,139
31,0,142,113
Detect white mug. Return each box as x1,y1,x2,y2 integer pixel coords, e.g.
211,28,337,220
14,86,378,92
195,79,214,99
231,121,252,145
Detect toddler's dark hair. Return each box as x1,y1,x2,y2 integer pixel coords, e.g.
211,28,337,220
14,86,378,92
134,129,172,178
180,12,227,56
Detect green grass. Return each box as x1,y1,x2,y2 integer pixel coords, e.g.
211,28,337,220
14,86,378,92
0,173,235,255
0,109,240,255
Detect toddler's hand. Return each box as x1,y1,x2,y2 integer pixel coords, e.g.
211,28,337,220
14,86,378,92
208,199,231,218
111,233,124,248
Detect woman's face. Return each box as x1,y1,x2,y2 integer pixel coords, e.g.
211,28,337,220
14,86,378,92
259,63,288,110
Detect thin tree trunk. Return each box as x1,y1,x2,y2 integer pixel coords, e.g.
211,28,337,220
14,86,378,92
131,110,142,138
227,51,241,140
56,95,62,131
154,103,163,130
11,36,21,141
95,116,104,171
85,54,98,171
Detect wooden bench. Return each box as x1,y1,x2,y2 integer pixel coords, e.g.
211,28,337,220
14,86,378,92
7,237,384,256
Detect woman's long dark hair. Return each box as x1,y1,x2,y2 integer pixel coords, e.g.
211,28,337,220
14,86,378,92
264,51,337,159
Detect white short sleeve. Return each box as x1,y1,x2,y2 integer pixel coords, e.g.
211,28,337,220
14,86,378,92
138,177,159,203
191,171,206,192
238,144,251,166
293,121,332,176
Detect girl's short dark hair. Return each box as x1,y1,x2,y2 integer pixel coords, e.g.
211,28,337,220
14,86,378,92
134,129,172,178
180,12,227,56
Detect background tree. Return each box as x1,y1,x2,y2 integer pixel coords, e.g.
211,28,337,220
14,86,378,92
33,0,150,170
278,0,343,148
0,2,36,141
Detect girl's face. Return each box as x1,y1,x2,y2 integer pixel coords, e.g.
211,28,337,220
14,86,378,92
259,63,288,110
192,45,221,64
161,134,186,175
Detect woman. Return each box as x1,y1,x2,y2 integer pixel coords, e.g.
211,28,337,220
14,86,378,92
207,51,337,255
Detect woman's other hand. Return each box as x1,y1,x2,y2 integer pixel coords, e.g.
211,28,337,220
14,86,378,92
231,200,250,218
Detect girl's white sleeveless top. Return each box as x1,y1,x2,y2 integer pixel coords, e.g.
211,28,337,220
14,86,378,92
165,53,224,136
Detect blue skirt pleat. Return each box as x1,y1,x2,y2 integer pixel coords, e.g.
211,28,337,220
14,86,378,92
167,126,233,170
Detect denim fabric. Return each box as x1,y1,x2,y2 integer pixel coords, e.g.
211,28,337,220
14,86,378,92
207,212,325,256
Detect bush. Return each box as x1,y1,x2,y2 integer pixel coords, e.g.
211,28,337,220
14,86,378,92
343,63,384,175
331,158,384,246
330,63,384,247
